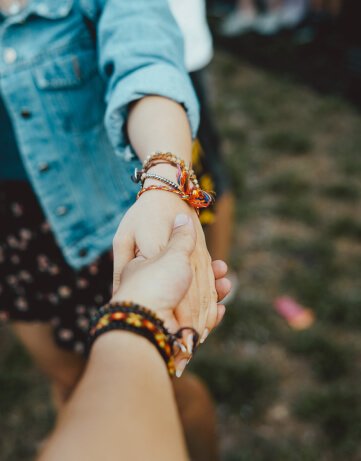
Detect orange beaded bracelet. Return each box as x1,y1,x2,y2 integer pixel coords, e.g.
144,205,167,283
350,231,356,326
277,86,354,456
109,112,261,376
88,302,200,377
132,152,215,211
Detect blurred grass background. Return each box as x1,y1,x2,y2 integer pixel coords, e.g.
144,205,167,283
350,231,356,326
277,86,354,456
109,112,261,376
1,48,361,460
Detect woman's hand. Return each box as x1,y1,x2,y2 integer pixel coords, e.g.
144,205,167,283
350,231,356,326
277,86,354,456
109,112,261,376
112,190,226,344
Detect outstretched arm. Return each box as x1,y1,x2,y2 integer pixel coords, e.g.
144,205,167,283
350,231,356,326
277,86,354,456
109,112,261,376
38,331,189,461
38,217,230,461
97,0,222,372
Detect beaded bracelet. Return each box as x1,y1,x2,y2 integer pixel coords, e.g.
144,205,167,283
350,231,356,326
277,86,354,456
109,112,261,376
133,152,199,188
138,172,180,190
132,152,215,211
142,152,198,185
88,302,199,377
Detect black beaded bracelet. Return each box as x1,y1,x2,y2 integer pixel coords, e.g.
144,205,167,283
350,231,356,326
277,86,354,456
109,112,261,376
88,302,200,377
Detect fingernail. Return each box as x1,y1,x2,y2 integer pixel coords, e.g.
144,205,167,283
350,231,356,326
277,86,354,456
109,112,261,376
187,356,192,365
176,358,188,378
174,214,189,228
186,334,194,354
200,328,209,344
178,342,187,354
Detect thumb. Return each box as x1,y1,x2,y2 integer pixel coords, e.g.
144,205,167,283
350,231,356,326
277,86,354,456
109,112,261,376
167,214,196,257
112,230,135,295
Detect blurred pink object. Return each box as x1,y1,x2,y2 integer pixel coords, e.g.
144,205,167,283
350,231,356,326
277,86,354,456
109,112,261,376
273,296,315,330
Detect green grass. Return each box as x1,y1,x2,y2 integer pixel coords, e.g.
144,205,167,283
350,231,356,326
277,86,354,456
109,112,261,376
193,354,278,420
263,131,313,155
0,336,54,461
226,437,322,461
266,171,311,196
294,385,361,454
331,134,361,176
322,183,360,202
327,217,361,240
274,198,319,225
286,329,354,381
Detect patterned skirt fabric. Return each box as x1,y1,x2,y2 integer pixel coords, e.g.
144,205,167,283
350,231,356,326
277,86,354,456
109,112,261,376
0,182,113,354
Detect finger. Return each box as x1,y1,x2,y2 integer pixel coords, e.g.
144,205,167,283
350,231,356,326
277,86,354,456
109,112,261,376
174,354,191,378
201,302,218,343
112,229,135,294
161,312,191,378
215,304,226,327
215,277,232,302
212,260,228,280
160,310,180,336
176,287,197,353
189,263,201,333
197,254,218,340
167,214,196,257
201,300,225,343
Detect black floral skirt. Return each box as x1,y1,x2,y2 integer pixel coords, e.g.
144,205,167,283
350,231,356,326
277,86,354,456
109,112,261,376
0,181,113,354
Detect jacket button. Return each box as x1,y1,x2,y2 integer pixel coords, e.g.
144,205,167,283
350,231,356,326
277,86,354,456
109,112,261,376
78,248,88,258
8,3,21,15
38,163,50,172
20,109,32,119
36,4,49,15
3,48,17,64
55,206,68,217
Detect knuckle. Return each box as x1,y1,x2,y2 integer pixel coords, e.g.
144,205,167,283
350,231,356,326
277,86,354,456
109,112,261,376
112,236,121,252
201,293,211,310
112,231,129,251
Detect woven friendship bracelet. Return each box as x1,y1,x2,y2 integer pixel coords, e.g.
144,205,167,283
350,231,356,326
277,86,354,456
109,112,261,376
132,152,199,189
88,302,200,377
132,152,215,211
137,184,214,209
89,301,165,331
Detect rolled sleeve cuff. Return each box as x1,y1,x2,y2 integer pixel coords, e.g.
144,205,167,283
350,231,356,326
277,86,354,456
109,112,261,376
104,63,200,158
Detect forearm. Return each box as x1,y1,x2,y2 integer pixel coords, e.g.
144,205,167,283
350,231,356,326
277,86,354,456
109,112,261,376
127,95,197,211
127,96,193,165
39,331,189,461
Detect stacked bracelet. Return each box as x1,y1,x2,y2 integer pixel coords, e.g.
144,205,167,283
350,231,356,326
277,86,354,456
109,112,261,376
141,152,199,187
88,301,199,377
138,172,180,190
131,152,215,212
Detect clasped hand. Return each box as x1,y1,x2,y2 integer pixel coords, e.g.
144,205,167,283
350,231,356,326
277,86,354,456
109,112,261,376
111,191,231,374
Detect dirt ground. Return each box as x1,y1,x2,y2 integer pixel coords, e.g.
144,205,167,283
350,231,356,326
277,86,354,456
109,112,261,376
1,49,361,461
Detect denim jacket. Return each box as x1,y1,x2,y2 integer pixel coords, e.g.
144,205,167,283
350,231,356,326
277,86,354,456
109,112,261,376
0,0,199,269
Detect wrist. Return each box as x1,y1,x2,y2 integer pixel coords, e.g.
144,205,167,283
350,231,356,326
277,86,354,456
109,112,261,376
92,330,166,374
137,188,197,218
89,303,176,377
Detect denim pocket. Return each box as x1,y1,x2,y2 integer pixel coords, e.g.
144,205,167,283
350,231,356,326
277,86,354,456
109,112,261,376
33,48,106,132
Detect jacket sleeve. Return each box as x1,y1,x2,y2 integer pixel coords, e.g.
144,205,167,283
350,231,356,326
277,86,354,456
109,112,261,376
95,0,200,158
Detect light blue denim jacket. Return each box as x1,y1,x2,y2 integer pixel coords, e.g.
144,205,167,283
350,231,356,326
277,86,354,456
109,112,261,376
0,0,199,269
